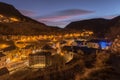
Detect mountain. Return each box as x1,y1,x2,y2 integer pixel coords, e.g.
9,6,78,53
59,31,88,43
0,2,22,17
0,2,120,36
0,2,61,35
65,16,120,38
0,2,47,24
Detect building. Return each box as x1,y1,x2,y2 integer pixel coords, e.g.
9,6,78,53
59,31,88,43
61,46,74,63
41,44,56,55
42,44,54,51
0,52,6,69
72,39,111,50
87,39,111,50
111,36,120,53
0,67,9,80
29,51,52,68
72,40,86,47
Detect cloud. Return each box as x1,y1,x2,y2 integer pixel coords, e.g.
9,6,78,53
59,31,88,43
36,9,94,22
42,20,69,28
55,9,94,16
35,9,94,27
38,15,72,22
19,10,36,17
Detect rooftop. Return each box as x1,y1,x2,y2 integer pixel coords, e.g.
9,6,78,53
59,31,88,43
29,51,51,56
2,45,16,52
0,52,6,57
41,44,54,50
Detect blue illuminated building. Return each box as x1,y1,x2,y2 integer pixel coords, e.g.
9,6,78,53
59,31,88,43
88,39,112,50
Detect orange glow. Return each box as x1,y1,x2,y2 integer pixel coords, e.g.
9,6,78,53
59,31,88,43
0,14,3,17
10,17,19,22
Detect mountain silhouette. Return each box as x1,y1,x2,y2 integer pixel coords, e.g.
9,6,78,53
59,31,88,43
0,2,120,37
65,16,120,37
0,2,61,35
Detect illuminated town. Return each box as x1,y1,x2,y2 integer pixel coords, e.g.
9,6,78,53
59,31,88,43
0,30,93,69
0,1,120,80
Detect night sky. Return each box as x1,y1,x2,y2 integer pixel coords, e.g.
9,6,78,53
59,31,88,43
0,0,120,28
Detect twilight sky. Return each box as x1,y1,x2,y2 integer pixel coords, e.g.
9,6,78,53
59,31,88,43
0,0,120,28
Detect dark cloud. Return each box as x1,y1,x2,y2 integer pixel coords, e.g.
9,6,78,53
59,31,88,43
55,9,94,16
35,9,94,27
36,9,94,22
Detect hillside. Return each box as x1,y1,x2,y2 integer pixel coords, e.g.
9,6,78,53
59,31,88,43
0,2,120,36
8,49,120,80
65,16,120,38
0,2,61,35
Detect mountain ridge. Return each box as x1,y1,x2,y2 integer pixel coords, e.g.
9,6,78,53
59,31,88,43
0,2,62,35
65,16,120,37
0,2,120,37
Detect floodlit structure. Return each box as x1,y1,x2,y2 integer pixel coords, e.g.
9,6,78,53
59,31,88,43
29,51,52,68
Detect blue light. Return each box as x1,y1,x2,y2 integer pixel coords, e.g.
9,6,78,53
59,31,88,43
99,41,107,49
